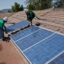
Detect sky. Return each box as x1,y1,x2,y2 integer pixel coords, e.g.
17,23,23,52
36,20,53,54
0,0,26,10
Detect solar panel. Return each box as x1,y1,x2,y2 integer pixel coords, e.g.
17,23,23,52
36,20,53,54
7,20,30,32
10,25,40,41
49,53,64,64
16,29,53,51
10,20,64,64
23,34,64,64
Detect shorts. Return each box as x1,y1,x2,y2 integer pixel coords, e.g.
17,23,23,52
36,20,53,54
27,17,33,21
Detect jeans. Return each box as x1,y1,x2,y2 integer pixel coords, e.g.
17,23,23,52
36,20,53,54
0,29,4,39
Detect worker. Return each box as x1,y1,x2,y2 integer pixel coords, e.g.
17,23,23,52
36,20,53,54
0,17,15,41
24,9,35,26
0,17,8,41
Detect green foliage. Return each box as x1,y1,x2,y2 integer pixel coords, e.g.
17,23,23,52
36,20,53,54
11,2,24,12
27,4,35,10
60,0,64,7
26,0,52,10
20,5,23,11
40,0,52,9
12,6,15,12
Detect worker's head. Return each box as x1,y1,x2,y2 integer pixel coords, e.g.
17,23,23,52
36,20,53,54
3,17,8,23
24,9,28,13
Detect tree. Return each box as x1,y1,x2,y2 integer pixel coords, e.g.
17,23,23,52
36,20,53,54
12,6,15,12
39,0,52,9
27,4,35,10
26,0,52,10
20,5,24,11
52,0,64,8
60,0,64,7
11,2,24,12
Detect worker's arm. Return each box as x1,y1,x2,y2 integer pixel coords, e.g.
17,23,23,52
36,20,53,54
34,13,41,20
35,15,47,20
7,22,15,25
3,25,8,33
35,16,41,20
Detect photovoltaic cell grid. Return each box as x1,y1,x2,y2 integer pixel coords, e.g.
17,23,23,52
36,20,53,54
7,20,30,32
10,20,64,64
49,52,64,64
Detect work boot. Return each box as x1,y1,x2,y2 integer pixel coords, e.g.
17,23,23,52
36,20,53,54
2,37,10,42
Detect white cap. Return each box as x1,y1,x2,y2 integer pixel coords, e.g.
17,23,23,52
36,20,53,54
3,17,8,21
24,9,28,12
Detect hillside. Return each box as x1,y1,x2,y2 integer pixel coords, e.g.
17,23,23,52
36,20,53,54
0,8,64,64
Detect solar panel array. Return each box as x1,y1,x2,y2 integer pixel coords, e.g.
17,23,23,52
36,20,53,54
9,20,64,64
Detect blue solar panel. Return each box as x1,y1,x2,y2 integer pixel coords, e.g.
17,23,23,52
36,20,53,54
24,34,64,64
49,53,64,64
7,20,29,32
10,20,64,64
10,25,40,41
16,29,53,51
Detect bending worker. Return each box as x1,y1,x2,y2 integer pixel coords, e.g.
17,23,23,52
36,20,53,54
24,9,35,26
0,17,15,41
0,17,8,41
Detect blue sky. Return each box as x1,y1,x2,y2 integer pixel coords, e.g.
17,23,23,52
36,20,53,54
0,0,26,10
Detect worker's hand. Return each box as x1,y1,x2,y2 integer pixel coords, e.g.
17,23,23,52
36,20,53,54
5,30,8,34
5,32,8,34
4,29,8,34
